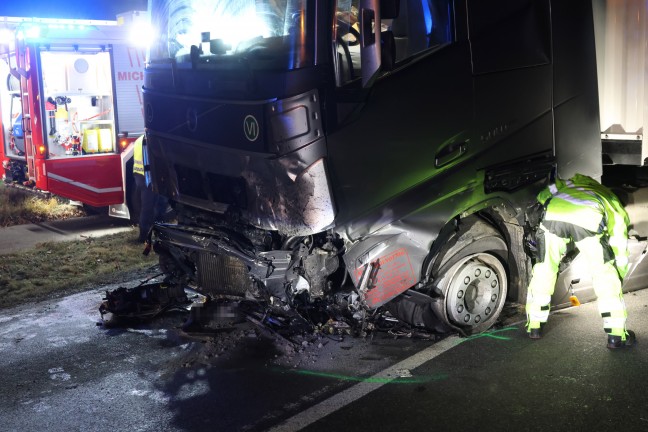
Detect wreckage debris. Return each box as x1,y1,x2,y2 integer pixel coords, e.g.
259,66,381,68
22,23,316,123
99,281,191,323
99,282,450,344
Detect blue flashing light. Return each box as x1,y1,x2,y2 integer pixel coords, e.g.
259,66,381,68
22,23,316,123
21,22,93,41
25,25,41,39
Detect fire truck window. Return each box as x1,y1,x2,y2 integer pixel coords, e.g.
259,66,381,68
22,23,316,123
1,58,24,158
467,0,551,74
40,51,116,158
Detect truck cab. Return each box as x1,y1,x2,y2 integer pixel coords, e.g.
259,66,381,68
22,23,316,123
143,0,603,335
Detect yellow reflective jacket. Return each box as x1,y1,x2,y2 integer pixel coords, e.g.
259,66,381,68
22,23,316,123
133,135,145,176
537,173,630,277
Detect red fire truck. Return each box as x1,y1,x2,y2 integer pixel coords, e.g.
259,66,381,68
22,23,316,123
0,11,147,219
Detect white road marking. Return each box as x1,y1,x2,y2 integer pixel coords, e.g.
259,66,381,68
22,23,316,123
268,335,460,432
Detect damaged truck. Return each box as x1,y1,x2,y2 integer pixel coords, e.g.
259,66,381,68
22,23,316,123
126,0,647,336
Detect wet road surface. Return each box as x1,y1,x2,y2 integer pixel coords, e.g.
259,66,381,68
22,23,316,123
297,288,648,432
1,279,647,432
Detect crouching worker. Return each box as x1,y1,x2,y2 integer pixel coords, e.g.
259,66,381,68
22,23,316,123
526,172,635,349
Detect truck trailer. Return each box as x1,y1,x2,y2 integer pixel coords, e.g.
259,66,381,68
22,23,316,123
594,0,648,167
0,11,147,219
135,0,647,336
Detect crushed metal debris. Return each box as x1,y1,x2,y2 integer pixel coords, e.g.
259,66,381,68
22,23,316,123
98,282,521,368
98,281,451,347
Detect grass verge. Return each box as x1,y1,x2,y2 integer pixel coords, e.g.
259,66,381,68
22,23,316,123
0,230,159,310
0,183,85,227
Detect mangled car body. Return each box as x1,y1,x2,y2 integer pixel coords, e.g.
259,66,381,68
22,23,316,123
140,0,607,335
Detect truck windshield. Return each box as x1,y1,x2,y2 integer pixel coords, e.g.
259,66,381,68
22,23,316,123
148,0,313,70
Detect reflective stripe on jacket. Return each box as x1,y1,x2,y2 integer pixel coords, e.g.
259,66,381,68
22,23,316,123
133,135,145,176
537,173,629,273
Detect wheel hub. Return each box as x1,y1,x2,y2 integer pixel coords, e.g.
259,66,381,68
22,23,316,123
446,254,504,327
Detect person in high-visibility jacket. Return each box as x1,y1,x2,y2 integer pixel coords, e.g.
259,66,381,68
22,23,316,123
526,172,635,349
133,134,168,243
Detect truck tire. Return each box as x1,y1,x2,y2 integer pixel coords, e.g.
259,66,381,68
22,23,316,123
430,219,509,335
385,218,510,336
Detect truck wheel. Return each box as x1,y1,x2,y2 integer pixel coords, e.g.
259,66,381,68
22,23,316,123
430,219,509,335
435,251,507,334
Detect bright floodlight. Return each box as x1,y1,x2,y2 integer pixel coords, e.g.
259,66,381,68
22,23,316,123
129,23,156,48
0,28,13,46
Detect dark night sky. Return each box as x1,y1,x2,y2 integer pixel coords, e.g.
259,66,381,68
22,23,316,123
0,1,148,20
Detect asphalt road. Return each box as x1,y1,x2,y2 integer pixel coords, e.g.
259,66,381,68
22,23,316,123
1,279,647,432
0,186,646,431
298,288,648,432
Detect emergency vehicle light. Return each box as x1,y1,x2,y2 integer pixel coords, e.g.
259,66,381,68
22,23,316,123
38,145,46,155
24,25,41,40
117,132,131,153
119,137,129,151
129,23,156,48
47,24,87,31
17,23,94,42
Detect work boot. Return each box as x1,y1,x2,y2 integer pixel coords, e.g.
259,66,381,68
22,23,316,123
527,322,545,339
607,330,636,349
528,327,542,339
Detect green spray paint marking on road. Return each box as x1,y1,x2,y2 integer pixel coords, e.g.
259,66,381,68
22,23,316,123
456,326,518,344
291,369,448,384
